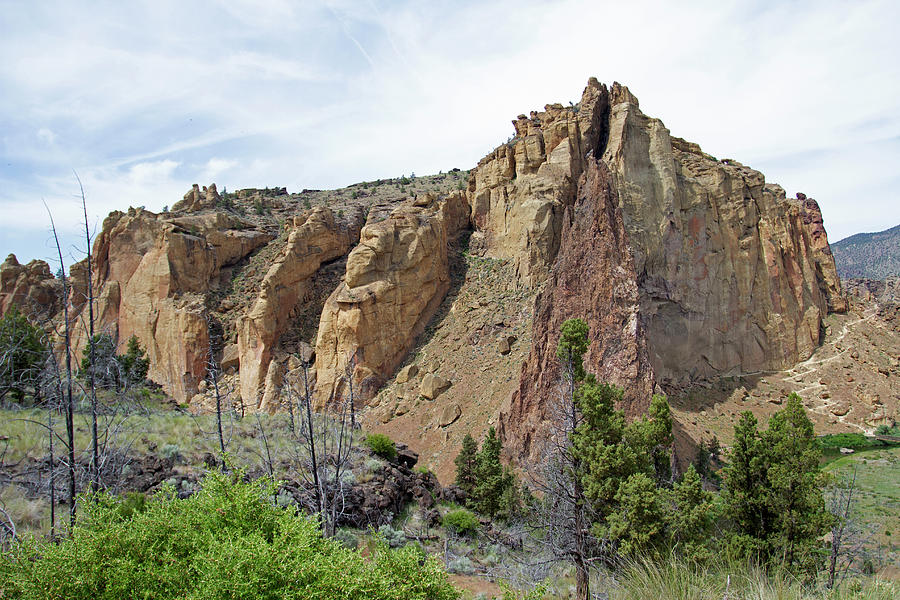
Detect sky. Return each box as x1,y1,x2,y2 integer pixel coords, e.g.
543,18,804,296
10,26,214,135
1,0,898,266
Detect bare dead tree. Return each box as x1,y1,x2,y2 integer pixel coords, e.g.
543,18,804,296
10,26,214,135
206,317,227,459
46,204,77,529
284,353,356,536
827,467,867,588
74,172,100,491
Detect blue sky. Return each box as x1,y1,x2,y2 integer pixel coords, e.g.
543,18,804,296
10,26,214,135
2,0,899,265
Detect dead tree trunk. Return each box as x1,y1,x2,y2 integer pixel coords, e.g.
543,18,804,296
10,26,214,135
47,205,77,529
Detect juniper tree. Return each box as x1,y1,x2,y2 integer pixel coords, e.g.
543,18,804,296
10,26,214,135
470,427,516,519
722,394,831,573
454,433,478,496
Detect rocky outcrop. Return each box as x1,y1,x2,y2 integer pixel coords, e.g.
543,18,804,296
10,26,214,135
75,206,271,402
500,160,655,458
237,207,364,411
171,183,220,213
483,80,846,458
467,78,609,287
314,192,469,406
0,254,63,319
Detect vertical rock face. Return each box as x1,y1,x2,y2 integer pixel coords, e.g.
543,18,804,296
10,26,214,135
601,93,846,389
477,80,846,458
77,206,271,402
237,207,364,411
314,192,469,405
499,159,655,458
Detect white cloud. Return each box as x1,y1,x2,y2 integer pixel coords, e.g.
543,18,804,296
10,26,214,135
1,0,898,259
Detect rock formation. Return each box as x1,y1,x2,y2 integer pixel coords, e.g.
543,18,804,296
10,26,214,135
237,206,364,410
475,80,846,458
314,191,469,405
74,202,271,402
0,254,63,319
1,80,854,473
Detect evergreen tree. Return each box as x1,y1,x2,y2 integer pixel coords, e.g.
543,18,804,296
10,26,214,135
454,433,479,496
0,305,47,402
722,410,773,560
722,396,830,573
664,464,716,563
118,335,149,386
471,427,516,518
607,472,665,557
763,393,831,571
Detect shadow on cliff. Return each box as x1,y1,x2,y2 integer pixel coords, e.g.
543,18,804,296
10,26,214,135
411,230,472,352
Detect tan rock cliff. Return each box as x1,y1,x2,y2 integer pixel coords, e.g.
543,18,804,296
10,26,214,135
314,191,469,406
237,206,364,411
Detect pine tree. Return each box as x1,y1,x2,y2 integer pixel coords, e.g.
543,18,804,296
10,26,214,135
664,464,716,563
471,427,516,518
118,335,149,386
454,433,479,496
722,396,830,572
764,393,831,571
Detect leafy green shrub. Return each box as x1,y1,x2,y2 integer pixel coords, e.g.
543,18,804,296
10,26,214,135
443,509,479,536
0,469,460,600
365,433,397,460
818,432,885,450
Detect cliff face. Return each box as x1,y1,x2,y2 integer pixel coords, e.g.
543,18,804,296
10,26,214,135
601,91,846,390
0,79,851,472
82,208,272,401
476,80,846,458
237,206,364,411
314,192,469,407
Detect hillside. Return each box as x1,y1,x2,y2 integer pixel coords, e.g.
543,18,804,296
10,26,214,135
832,223,900,279
0,78,869,481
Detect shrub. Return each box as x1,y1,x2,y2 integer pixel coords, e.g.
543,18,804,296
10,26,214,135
447,556,474,575
443,508,479,536
377,523,406,548
365,433,397,460
160,444,181,463
0,469,460,600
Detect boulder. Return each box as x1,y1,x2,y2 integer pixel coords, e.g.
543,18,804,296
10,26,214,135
437,403,462,427
396,363,419,384
420,373,451,399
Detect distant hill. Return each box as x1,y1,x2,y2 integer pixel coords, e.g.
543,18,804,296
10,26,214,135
832,224,900,280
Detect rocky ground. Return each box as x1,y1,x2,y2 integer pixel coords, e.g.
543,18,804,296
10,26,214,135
360,247,537,483
671,294,899,452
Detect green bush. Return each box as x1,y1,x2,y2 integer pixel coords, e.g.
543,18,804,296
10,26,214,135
0,470,460,600
365,433,397,460
818,432,885,450
443,508,479,536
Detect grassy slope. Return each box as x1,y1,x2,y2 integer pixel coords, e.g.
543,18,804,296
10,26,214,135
823,445,900,578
